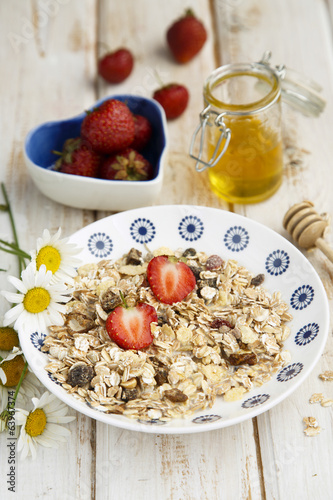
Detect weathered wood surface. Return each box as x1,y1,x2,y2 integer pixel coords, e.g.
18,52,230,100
0,1,332,499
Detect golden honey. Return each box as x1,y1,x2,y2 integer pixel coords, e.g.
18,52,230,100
207,114,283,203
198,64,284,204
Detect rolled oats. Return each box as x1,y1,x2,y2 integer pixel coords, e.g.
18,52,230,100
44,247,292,421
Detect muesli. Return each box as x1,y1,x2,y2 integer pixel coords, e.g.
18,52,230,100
42,246,292,422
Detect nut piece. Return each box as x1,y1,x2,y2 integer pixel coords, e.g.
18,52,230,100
67,363,95,387
164,388,188,403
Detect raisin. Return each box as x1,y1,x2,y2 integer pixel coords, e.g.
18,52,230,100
210,318,233,329
188,265,202,281
100,289,122,312
206,254,224,270
126,248,142,265
155,368,168,386
164,388,188,403
121,388,139,402
250,274,265,287
228,353,257,366
67,363,94,387
183,248,196,257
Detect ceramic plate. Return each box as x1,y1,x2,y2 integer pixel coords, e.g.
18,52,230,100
19,205,330,434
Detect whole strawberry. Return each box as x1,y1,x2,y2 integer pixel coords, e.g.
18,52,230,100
98,48,134,84
153,83,189,120
131,114,152,151
81,99,135,154
54,137,100,177
167,9,207,63
99,148,153,181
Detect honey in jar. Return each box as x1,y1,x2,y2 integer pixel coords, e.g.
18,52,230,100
191,62,284,204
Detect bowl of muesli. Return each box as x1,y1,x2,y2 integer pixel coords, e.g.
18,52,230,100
18,205,330,434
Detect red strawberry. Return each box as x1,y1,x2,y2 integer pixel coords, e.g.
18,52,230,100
147,255,196,304
106,302,157,350
98,48,134,84
81,99,135,154
99,148,153,181
153,84,189,120
54,137,100,177
131,114,152,151
166,9,207,63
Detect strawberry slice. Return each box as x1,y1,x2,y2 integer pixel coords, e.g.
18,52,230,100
106,302,157,350
147,255,196,304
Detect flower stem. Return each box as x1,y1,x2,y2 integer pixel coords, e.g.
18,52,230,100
1,183,26,275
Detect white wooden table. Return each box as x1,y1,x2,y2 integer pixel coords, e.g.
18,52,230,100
1,1,332,498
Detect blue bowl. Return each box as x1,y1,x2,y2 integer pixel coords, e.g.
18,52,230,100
24,95,168,211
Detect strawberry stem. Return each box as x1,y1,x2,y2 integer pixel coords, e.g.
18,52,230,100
119,291,128,308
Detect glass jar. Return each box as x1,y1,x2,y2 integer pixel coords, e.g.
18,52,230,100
190,53,325,204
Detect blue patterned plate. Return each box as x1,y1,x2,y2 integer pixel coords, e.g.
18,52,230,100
20,205,330,434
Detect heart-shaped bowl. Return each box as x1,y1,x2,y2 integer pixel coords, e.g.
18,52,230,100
24,95,168,211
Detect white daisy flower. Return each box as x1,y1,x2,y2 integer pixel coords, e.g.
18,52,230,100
1,263,72,334
30,228,81,283
15,391,75,460
0,385,9,432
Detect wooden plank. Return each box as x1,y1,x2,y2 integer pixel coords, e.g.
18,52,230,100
0,1,97,498
212,0,333,498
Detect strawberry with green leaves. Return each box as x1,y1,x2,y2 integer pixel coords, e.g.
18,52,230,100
54,137,101,177
99,148,153,181
147,255,196,304
106,296,157,350
81,99,135,154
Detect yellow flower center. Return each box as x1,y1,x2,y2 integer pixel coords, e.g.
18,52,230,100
0,327,19,351
25,408,47,437
23,287,51,314
0,355,26,387
36,246,61,274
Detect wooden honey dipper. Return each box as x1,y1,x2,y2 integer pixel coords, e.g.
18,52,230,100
283,201,333,262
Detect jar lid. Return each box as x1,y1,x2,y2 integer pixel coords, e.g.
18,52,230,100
259,51,326,117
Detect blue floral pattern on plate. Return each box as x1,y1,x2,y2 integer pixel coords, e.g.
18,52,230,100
192,414,222,424
224,226,249,252
178,215,204,241
30,331,46,351
242,394,270,408
290,285,314,310
295,323,319,346
277,362,304,382
265,249,290,276
87,232,113,258
130,218,156,244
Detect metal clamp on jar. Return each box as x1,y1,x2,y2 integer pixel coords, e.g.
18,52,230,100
190,51,326,204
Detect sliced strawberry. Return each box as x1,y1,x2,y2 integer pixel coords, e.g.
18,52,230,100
147,255,196,304
106,302,157,350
